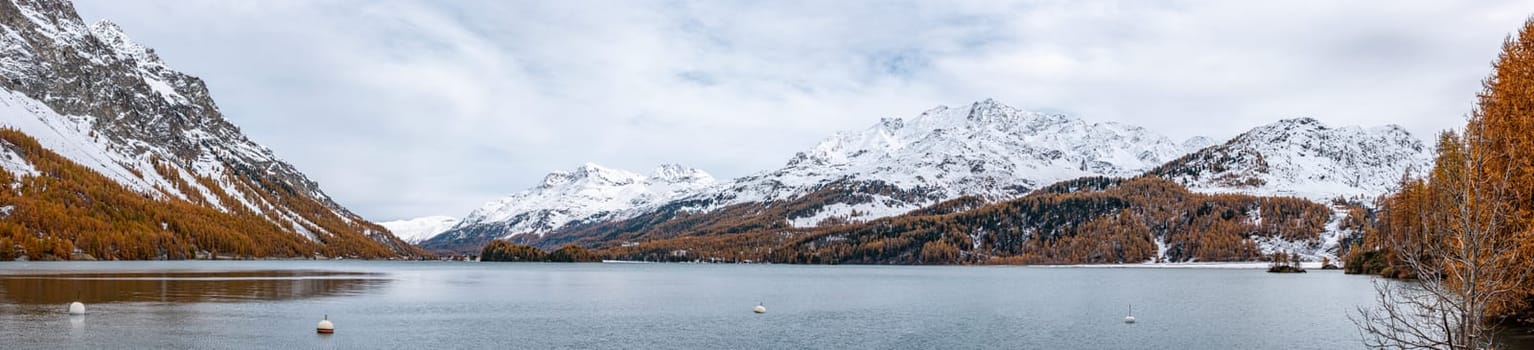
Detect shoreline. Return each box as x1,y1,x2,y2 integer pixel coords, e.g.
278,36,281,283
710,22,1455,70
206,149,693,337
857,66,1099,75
1036,261,1335,270
2,259,1344,270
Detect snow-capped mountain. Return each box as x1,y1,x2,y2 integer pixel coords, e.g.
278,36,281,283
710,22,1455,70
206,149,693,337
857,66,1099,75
1148,117,1431,261
379,216,461,244
0,0,418,257
1150,117,1431,202
682,99,1200,227
556,116,1430,263
505,99,1211,251
418,163,715,252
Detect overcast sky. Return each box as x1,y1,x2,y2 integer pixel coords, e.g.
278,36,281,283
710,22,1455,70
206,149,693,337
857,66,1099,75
71,1,1534,222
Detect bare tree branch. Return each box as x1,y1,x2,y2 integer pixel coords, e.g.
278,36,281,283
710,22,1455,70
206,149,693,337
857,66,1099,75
1354,120,1530,350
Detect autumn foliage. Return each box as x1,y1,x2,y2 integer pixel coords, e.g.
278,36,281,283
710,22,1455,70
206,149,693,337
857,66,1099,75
588,176,1329,265
1349,17,1534,320
0,129,418,260
480,240,600,262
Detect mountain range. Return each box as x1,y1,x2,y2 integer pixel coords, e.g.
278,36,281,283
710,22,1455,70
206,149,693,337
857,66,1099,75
418,164,715,252
419,100,1205,252
413,100,1429,262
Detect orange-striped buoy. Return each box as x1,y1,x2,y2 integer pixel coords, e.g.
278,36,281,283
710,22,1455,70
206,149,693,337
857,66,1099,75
317,315,334,334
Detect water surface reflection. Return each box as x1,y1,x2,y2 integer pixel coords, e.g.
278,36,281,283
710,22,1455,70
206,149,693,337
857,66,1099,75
0,270,387,304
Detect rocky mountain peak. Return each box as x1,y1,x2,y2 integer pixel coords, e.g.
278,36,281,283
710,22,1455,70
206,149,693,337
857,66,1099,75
87,19,162,67
1252,117,1326,136
539,171,574,188
572,162,641,186
0,0,420,256
963,98,1014,121
652,163,713,184
1278,116,1323,125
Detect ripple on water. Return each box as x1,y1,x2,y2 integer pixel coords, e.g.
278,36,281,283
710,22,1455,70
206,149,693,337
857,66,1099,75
0,270,389,305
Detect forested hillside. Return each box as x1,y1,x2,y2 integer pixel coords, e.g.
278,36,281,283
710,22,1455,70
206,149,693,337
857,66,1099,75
590,176,1333,265
0,130,411,260
447,101,1420,262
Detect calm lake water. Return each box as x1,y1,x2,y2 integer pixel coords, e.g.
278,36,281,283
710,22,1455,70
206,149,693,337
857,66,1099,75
0,261,1415,349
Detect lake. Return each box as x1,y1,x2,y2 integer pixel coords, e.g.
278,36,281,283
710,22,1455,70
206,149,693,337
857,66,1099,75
0,261,1415,349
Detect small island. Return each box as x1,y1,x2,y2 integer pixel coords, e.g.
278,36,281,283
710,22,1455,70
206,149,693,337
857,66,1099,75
1319,256,1341,270
480,240,601,262
1267,251,1307,273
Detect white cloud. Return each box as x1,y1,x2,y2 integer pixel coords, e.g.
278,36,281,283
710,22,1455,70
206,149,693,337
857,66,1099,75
70,0,1534,221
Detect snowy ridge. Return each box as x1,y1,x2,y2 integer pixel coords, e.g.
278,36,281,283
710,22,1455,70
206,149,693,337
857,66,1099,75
379,216,461,244
686,99,1200,226
423,163,715,246
86,21,187,104
1153,117,1431,203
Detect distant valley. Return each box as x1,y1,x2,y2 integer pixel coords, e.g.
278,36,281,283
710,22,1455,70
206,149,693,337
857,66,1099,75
0,0,1431,264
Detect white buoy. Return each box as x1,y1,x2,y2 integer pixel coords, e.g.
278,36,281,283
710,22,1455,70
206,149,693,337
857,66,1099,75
68,301,85,315
317,315,334,334
1124,304,1136,324
753,303,766,314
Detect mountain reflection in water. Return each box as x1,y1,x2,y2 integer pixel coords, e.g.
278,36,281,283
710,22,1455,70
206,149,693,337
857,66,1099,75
0,270,387,304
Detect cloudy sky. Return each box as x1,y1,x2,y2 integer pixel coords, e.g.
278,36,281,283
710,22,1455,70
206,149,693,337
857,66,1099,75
72,0,1534,222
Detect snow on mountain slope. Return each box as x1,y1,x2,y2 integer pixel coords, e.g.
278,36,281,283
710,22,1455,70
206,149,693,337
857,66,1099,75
419,163,715,251
507,99,1214,251
379,216,460,244
0,0,418,256
1151,117,1431,202
0,134,37,178
0,89,193,200
1180,136,1216,154
686,99,1200,227
1149,117,1431,262
2,5,279,213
